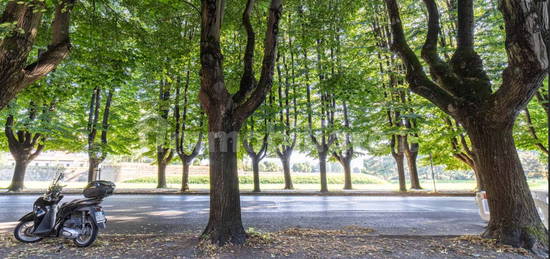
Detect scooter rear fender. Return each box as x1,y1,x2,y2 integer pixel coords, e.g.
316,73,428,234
76,206,106,229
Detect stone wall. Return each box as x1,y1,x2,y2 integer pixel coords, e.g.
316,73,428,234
0,163,209,182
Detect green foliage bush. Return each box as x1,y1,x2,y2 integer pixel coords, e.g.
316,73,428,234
260,161,282,172
292,162,313,173
125,174,387,185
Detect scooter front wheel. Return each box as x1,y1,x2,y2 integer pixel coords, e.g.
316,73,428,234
14,220,42,243
73,215,98,247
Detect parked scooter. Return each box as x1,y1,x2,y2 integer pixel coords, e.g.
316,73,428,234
13,171,115,247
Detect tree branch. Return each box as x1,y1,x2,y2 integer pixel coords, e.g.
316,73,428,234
198,0,231,113
524,108,549,154
233,0,283,127
384,0,456,114
420,0,460,95
29,143,45,161
23,0,76,85
233,0,257,105
100,89,113,161
488,0,549,119
182,0,201,15
456,0,474,50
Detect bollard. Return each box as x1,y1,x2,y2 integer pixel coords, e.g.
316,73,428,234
475,191,490,221
531,191,549,229
475,190,549,228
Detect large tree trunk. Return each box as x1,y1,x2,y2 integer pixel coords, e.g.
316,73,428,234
199,0,282,245
157,161,168,189
318,151,328,192
202,125,246,245
8,158,29,192
405,149,421,189
181,162,190,192
252,157,261,192
466,120,548,250
280,155,294,190
384,0,548,250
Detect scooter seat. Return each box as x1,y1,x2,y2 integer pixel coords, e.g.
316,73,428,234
62,198,100,207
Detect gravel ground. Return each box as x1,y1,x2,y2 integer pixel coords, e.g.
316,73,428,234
0,227,542,259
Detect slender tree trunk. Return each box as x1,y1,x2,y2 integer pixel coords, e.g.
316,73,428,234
392,152,407,192
181,162,190,192
319,151,328,192
472,165,486,191
87,158,99,182
280,155,293,190
8,158,29,192
157,161,168,189
466,121,548,249
405,151,421,189
202,126,246,245
252,157,261,192
342,158,352,190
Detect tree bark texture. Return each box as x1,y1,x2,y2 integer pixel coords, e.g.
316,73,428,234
280,155,293,190
9,159,29,192
318,151,328,193
391,136,407,192
181,162,191,192
404,142,421,189
252,157,260,192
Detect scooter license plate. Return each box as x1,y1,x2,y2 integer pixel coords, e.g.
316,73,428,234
95,211,106,223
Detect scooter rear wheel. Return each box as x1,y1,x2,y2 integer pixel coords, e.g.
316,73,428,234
73,215,98,247
14,220,42,243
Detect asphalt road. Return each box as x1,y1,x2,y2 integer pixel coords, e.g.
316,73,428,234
0,195,486,236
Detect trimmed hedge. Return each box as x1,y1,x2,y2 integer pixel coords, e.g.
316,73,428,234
124,174,387,185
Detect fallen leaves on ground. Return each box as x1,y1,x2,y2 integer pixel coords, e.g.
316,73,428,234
0,228,542,258
453,235,531,256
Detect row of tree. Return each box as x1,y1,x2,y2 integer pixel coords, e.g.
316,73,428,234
0,0,548,251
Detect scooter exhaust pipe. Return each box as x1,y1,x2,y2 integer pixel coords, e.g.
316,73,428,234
61,228,80,239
